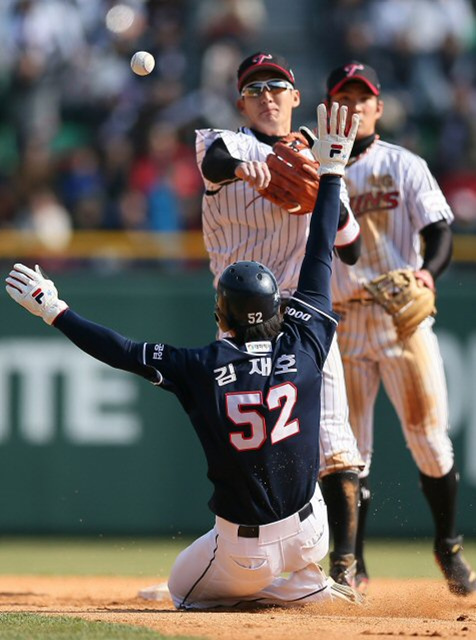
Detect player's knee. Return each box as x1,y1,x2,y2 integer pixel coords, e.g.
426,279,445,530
319,465,361,479
167,573,186,609
405,433,454,477
167,548,194,607
416,461,454,478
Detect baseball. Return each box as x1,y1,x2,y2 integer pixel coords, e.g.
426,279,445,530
130,51,155,76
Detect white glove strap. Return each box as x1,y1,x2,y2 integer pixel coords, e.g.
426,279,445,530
42,299,69,325
335,211,361,247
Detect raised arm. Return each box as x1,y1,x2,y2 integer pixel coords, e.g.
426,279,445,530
296,103,359,310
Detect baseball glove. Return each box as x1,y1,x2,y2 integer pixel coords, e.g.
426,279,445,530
364,269,436,341
258,131,319,215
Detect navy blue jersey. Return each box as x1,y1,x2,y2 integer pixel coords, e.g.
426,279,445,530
55,176,342,526
141,296,338,524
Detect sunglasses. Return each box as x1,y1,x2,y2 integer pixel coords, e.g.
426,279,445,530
241,79,294,97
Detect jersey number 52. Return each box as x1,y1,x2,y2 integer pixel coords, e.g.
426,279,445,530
226,382,299,451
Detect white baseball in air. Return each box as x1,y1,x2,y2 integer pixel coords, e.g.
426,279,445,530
130,51,155,76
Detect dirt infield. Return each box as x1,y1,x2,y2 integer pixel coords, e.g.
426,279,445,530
0,575,475,640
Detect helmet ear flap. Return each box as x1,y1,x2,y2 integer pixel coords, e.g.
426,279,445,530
214,297,233,332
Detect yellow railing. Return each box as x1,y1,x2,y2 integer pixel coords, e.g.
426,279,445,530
450,234,476,263
0,230,474,262
0,230,208,260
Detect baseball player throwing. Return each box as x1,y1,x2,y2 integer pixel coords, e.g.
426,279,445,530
194,51,364,588
326,60,476,596
6,103,363,609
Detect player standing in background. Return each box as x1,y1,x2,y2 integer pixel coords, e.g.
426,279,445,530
194,52,364,588
6,103,363,608
326,61,476,596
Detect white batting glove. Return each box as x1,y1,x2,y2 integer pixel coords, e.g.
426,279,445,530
5,263,68,325
300,102,360,176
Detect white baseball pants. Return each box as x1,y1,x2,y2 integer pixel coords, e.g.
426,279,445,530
168,484,331,609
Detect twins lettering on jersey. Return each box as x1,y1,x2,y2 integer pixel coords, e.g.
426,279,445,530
350,190,399,217
347,173,399,216
214,354,297,387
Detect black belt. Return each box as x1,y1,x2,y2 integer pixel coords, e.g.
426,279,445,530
237,502,313,538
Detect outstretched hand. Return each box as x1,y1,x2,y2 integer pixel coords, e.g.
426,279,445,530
300,103,360,176
5,263,68,325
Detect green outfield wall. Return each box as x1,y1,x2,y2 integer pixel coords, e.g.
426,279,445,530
0,266,475,538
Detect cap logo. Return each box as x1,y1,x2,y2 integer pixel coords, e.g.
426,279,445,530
344,63,365,77
252,53,273,65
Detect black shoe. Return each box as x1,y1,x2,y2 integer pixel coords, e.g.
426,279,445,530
434,535,476,596
329,552,357,588
354,554,369,594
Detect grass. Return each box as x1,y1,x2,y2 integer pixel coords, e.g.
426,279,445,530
0,613,203,640
0,537,474,640
362,538,476,578
0,536,474,578
0,536,187,577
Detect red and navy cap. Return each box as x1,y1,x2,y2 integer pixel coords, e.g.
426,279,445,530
327,61,381,96
237,52,295,92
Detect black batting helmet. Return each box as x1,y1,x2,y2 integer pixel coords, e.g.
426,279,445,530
217,261,280,329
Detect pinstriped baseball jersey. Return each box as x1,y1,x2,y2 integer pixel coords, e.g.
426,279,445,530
331,139,454,304
333,138,455,478
196,127,363,475
196,127,353,300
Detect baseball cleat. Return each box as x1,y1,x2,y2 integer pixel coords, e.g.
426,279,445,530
434,536,476,596
328,578,365,604
329,552,357,588
137,582,171,601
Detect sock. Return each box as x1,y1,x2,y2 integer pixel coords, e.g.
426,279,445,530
419,465,458,541
355,477,371,569
321,470,359,556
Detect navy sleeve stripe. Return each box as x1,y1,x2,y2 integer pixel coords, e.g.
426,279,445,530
143,343,164,386
221,338,240,350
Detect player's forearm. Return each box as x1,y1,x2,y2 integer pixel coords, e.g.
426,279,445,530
420,220,453,279
335,203,361,265
297,175,341,308
55,310,154,379
335,236,361,265
202,139,242,184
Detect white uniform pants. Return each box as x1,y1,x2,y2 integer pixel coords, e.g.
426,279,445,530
319,334,364,476
168,484,331,609
336,302,454,478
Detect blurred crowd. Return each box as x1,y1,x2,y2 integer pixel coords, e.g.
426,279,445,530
311,0,476,231
0,0,476,253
